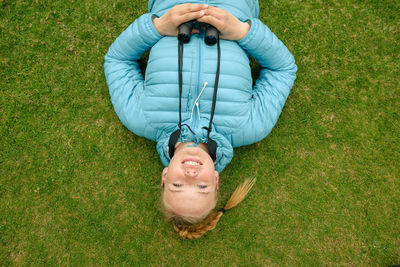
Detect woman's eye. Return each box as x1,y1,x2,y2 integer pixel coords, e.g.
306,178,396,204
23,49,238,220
199,185,207,189
173,183,182,187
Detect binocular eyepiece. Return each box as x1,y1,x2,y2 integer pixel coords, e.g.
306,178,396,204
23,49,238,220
178,21,218,45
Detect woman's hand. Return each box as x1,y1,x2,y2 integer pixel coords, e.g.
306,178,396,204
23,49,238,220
153,4,208,36
197,6,250,41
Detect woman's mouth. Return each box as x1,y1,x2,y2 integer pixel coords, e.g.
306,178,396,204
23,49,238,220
182,158,203,166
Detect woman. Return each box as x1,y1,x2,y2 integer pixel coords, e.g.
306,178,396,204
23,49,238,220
104,1,297,239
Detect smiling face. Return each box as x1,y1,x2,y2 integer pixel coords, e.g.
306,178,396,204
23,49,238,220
161,142,219,220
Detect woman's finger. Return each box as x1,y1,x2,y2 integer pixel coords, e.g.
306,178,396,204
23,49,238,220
196,15,224,31
175,3,208,15
178,9,206,25
202,5,224,20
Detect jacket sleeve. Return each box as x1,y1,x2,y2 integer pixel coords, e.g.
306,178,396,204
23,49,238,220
104,14,163,141
231,18,297,147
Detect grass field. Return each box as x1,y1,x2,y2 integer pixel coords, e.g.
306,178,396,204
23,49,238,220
1,0,399,265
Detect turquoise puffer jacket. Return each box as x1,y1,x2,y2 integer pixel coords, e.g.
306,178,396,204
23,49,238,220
104,0,297,172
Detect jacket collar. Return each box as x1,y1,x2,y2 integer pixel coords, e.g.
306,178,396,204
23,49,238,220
156,125,233,173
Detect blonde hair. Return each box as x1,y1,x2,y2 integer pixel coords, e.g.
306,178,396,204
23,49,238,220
163,178,256,239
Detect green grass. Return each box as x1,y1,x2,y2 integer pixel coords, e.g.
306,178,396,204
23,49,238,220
1,0,399,265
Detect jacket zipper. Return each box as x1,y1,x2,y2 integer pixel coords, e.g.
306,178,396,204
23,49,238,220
192,32,203,130
191,0,208,130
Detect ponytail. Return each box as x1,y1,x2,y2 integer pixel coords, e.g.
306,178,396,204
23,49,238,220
174,178,256,239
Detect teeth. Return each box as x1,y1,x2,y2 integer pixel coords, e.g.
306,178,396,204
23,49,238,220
185,161,200,166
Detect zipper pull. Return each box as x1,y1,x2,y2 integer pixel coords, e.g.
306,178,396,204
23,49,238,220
202,81,208,91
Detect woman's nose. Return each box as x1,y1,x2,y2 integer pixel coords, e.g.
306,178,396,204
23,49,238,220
184,169,198,177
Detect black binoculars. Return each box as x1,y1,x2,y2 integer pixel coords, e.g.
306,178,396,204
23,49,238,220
178,20,219,45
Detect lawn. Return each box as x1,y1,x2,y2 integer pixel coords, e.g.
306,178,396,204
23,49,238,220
1,0,399,265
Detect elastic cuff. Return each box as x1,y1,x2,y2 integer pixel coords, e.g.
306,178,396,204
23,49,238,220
151,14,159,21
143,13,163,40
237,18,259,47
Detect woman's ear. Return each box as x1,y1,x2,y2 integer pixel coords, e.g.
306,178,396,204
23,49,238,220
215,171,219,190
161,167,168,187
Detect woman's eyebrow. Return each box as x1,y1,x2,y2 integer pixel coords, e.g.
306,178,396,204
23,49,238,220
168,188,209,195
168,188,182,193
